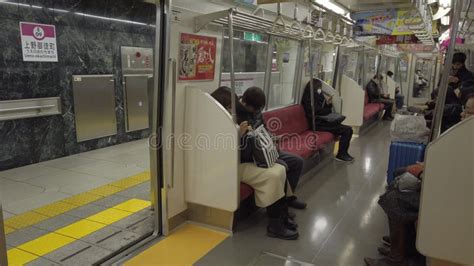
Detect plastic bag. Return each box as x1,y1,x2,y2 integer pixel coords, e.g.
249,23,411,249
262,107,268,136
390,114,430,143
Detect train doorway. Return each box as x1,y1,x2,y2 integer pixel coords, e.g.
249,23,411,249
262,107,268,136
0,0,170,264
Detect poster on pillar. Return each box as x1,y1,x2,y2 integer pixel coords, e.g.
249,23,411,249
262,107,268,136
20,22,58,62
178,33,216,81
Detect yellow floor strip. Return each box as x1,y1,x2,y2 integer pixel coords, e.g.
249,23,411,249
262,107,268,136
61,192,104,206
8,199,151,265
4,212,49,230
113,199,151,213
56,220,106,239
17,233,76,256
7,248,39,266
88,184,124,197
33,201,78,217
124,224,229,266
4,171,150,236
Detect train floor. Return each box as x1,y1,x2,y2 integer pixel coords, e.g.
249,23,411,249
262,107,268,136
125,121,417,266
1,139,154,265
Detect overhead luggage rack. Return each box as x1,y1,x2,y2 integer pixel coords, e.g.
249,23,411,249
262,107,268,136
194,8,311,40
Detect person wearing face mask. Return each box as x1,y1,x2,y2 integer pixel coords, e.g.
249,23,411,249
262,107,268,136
366,74,395,121
301,79,354,162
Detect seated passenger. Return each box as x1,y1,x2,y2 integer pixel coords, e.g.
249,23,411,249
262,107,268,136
366,74,395,121
301,79,354,162
237,87,307,210
386,71,404,110
461,93,474,120
365,162,425,266
211,87,299,240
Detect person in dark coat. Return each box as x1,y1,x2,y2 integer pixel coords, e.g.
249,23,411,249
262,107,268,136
237,87,307,211
366,74,395,120
301,79,354,162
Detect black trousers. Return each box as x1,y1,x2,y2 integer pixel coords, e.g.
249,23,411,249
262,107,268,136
375,99,395,118
318,124,353,156
277,151,304,192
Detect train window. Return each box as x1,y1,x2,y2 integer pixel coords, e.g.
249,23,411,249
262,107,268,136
320,44,337,85
267,37,300,109
300,40,322,97
338,47,362,84
220,30,269,96
364,52,377,86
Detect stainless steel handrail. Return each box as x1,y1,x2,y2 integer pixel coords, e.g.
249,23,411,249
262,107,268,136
169,58,177,189
0,104,56,112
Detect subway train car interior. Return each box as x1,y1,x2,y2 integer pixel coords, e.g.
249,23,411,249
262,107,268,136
0,0,473,265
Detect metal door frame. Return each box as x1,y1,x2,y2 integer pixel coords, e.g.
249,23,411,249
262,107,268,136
0,199,7,266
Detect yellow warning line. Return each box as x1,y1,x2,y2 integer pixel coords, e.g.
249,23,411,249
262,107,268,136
3,172,150,234
124,224,229,266
7,198,151,265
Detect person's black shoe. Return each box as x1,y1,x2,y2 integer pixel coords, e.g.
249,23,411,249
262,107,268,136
378,246,390,256
335,153,354,162
287,210,296,219
383,116,394,121
284,216,298,231
267,218,299,240
288,198,307,210
382,235,391,246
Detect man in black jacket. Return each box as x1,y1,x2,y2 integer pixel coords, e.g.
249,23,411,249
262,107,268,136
366,74,395,120
301,79,354,162
237,87,307,210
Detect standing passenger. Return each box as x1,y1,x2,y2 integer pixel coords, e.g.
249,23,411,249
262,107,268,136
237,87,307,210
366,74,395,120
301,79,354,162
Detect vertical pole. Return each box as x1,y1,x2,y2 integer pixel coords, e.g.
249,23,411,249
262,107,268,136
431,0,462,140
362,47,367,88
332,45,341,92
0,201,7,266
309,38,316,131
228,10,236,122
264,36,274,111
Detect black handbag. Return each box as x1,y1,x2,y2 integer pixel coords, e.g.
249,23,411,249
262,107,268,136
317,112,346,125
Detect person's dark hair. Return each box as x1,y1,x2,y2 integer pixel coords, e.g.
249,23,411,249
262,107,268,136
304,78,322,92
452,52,467,64
211,86,233,109
373,74,383,80
386,71,394,77
242,86,266,110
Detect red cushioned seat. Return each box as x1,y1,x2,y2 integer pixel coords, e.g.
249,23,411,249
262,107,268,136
263,105,308,136
279,131,334,159
240,182,254,201
364,103,381,121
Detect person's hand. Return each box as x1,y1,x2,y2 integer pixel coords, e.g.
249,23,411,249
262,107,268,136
239,121,252,136
448,75,459,84
325,95,333,104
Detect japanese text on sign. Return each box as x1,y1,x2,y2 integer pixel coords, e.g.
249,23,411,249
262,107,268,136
20,22,58,62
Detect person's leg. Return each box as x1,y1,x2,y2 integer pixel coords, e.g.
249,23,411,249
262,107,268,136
266,197,299,240
379,99,395,119
320,125,354,161
277,152,306,209
396,94,404,109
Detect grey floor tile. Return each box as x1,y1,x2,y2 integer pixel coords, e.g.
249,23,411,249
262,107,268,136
26,256,60,266
33,214,82,232
66,204,107,218
116,182,150,198
80,226,141,251
53,244,113,266
3,190,71,215
91,194,130,208
111,209,153,230
6,226,49,247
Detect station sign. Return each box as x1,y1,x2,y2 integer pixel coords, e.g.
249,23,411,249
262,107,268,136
244,32,263,42
20,22,58,62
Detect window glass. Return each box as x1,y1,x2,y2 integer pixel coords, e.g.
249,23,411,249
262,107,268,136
364,52,377,86
300,40,322,97
221,30,269,96
267,37,300,109
320,45,337,85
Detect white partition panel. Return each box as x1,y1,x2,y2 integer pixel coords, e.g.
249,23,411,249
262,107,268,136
184,87,239,212
340,75,364,127
417,117,474,265
386,76,397,100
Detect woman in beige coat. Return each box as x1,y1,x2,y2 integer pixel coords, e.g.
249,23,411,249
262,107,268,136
211,87,298,240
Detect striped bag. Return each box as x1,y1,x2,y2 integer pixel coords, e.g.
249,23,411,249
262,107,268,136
251,125,279,168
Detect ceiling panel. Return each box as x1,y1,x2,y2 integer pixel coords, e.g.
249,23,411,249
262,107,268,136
334,0,414,12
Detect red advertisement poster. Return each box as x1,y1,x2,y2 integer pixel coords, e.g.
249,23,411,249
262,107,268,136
179,33,216,81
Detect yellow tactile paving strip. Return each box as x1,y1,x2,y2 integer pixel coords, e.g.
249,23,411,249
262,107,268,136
7,198,152,265
124,224,229,266
3,171,150,235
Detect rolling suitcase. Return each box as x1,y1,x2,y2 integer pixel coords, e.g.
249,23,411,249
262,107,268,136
387,141,426,185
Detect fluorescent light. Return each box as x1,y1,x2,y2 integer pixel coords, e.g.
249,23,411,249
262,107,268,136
314,0,347,15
